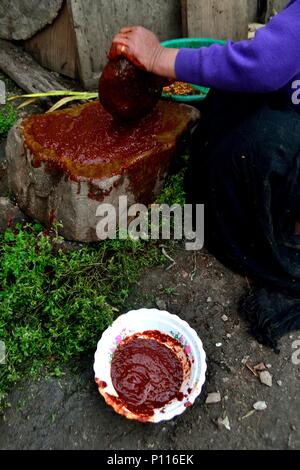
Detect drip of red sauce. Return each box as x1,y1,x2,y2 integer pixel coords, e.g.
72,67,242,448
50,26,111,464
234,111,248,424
96,379,107,389
48,209,56,226
7,216,13,229
111,333,184,417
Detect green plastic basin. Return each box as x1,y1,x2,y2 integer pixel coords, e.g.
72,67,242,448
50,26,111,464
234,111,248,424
161,38,226,103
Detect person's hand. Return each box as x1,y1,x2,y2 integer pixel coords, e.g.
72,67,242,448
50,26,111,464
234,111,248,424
108,26,162,72
108,26,178,78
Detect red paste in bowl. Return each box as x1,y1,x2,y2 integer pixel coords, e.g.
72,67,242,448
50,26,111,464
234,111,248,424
111,332,184,417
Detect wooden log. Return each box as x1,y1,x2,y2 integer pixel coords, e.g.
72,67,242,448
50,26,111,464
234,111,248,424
24,0,78,79
182,0,249,41
0,0,63,41
0,39,68,93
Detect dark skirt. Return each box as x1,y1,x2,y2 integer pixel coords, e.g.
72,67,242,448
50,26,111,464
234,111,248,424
186,89,300,350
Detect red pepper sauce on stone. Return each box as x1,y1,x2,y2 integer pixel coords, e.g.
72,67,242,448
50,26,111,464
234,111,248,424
22,101,160,175
21,101,192,185
111,332,184,417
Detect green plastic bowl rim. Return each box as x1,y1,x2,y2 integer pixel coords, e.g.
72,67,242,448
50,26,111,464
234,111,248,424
161,37,226,48
160,37,226,102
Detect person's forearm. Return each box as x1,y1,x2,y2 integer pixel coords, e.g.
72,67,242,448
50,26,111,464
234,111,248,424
152,47,179,79
175,0,300,93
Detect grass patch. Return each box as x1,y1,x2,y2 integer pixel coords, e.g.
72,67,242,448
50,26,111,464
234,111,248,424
0,103,17,136
0,225,163,399
0,164,187,401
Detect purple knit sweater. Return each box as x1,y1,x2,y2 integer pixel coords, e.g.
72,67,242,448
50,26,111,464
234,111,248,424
175,0,300,112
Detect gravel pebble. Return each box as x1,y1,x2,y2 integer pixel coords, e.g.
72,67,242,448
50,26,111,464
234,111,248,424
206,392,221,404
217,416,231,431
259,371,273,388
155,299,167,311
253,401,267,411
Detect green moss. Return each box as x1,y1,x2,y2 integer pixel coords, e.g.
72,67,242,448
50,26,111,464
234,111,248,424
0,103,17,136
0,224,165,399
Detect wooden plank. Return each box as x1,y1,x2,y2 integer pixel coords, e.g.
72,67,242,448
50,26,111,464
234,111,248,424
67,0,95,90
264,0,289,21
67,0,182,90
273,0,289,11
24,0,78,79
248,0,258,22
0,0,63,40
0,39,68,93
184,0,249,41
181,0,188,37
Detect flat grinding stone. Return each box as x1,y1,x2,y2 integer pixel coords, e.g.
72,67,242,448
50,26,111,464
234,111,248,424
6,100,200,242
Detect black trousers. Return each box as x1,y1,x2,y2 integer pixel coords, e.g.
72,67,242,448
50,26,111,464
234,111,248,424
186,90,300,349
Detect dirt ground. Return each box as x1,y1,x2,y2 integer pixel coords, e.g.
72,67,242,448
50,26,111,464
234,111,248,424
0,247,299,450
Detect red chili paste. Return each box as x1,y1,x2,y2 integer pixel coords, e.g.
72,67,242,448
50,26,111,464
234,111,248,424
21,101,192,184
23,101,159,168
111,332,184,417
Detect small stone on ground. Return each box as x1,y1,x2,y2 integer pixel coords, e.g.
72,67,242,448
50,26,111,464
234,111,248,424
206,392,221,404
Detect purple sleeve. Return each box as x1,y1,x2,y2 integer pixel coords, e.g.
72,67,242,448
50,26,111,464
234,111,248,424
175,0,300,93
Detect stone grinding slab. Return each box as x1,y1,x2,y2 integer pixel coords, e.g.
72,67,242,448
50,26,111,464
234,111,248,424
6,100,200,242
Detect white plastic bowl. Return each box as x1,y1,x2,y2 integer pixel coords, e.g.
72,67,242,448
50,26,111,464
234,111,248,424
94,308,207,423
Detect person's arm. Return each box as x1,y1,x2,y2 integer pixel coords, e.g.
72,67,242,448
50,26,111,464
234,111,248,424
110,1,300,93
176,0,300,93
